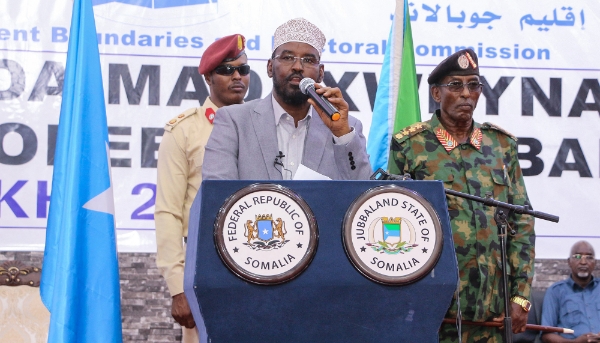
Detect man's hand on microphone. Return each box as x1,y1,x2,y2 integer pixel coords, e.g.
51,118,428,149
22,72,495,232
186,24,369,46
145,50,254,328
309,84,351,137
172,292,196,329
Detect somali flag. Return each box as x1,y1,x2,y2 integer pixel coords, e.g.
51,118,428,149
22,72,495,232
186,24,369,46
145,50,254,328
367,0,421,172
40,0,123,342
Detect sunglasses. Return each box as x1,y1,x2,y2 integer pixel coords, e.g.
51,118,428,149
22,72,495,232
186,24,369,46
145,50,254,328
213,64,251,76
436,81,483,93
571,254,595,261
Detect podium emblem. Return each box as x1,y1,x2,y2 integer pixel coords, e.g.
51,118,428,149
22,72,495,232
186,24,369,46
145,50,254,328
243,215,289,250
257,215,274,241
343,185,443,285
214,184,318,285
381,217,401,244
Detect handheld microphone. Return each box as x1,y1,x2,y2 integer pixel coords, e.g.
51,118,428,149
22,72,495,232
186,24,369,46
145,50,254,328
299,78,341,121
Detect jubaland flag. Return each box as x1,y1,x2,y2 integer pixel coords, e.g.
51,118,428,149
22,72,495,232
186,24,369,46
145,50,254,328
367,0,421,172
40,0,123,341
383,221,401,242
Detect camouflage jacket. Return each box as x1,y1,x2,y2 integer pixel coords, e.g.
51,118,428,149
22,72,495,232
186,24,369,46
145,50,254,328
389,111,535,321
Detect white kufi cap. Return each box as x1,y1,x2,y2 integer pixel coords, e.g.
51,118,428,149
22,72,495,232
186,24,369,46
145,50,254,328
272,18,326,55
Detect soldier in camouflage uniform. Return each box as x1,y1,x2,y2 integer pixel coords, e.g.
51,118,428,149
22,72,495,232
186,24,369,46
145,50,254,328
389,49,535,343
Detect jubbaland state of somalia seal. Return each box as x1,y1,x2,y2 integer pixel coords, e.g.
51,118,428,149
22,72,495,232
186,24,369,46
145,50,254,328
342,185,443,285
214,184,318,285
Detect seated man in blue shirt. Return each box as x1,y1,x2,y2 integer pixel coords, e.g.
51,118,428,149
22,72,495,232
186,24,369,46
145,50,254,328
542,240,600,343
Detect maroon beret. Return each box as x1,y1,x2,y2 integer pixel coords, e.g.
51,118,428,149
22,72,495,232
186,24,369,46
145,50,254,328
198,34,246,74
427,48,479,85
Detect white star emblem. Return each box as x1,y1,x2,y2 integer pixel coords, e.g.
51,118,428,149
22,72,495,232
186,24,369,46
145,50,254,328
263,229,269,235
82,142,115,215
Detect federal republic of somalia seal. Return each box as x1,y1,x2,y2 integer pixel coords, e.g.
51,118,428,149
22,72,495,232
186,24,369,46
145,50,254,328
342,185,442,285
214,184,318,285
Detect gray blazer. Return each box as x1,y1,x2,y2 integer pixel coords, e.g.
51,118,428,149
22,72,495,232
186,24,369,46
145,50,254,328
202,94,372,180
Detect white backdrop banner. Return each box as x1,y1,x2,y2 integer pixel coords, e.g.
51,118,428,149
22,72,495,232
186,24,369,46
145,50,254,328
1,0,598,258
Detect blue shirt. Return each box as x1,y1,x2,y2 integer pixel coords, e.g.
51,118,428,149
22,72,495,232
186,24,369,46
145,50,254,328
541,276,600,339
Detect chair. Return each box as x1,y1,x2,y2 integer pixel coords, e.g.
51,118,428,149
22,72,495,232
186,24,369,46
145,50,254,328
0,261,49,343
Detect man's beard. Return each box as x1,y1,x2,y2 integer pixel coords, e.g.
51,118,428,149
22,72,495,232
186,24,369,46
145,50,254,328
273,72,309,106
577,271,590,278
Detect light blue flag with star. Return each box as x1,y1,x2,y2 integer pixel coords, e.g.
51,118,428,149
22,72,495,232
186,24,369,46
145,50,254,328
40,0,123,342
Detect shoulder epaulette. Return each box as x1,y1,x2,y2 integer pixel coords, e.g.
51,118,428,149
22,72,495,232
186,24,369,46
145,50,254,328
392,122,429,143
163,108,198,132
481,122,517,141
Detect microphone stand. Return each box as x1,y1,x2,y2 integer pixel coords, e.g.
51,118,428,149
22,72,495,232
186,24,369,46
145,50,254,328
370,169,559,343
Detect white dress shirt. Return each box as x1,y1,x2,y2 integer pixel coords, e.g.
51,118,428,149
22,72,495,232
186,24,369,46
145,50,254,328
271,94,354,179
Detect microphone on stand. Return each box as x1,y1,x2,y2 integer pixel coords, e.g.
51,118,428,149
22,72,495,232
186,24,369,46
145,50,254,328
299,78,341,121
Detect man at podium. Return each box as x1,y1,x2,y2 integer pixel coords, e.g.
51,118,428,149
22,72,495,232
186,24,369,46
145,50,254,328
389,49,535,342
202,18,371,181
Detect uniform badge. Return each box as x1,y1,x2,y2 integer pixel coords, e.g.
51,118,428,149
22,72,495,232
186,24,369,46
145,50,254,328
205,108,216,124
470,128,483,150
237,35,244,51
342,185,443,285
435,128,458,152
458,54,469,69
465,52,478,69
214,184,318,285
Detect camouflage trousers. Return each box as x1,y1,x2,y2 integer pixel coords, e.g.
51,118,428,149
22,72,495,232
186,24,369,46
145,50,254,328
439,323,504,343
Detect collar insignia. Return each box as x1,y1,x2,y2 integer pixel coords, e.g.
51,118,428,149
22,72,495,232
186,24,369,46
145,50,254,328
435,128,458,152
470,128,482,150
205,108,216,124
435,127,483,152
